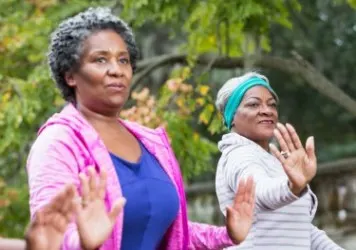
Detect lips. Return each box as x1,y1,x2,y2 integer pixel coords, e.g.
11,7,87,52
106,83,126,91
258,120,274,124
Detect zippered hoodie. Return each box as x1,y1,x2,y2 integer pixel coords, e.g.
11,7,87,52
27,104,234,250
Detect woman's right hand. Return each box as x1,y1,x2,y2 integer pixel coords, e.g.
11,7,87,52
269,123,317,196
74,167,126,250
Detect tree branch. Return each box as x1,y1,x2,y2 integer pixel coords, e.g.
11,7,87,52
135,52,356,117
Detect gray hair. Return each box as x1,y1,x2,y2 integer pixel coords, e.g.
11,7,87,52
215,71,270,114
48,7,139,102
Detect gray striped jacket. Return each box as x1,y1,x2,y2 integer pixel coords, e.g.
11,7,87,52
216,132,344,250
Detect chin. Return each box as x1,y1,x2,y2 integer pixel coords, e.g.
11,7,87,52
258,130,274,141
108,96,129,108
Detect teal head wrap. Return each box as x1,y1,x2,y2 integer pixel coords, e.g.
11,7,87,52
223,76,278,130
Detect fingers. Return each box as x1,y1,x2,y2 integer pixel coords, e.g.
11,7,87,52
109,197,126,223
233,179,246,209
42,184,74,217
32,210,44,226
88,167,97,200
98,169,108,200
286,123,303,149
305,136,316,162
60,185,76,219
276,123,295,151
244,176,254,203
72,188,82,215
250,182,256,210
225,206,234,225
273,128,289,152
79,172,90,203
269,143,286,165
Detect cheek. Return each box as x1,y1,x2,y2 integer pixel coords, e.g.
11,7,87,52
77,65,105,84
273,109,279,119
126,68,133,82
235,109,255,121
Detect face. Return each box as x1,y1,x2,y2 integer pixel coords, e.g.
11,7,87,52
65,29,133,115
232,86,278,143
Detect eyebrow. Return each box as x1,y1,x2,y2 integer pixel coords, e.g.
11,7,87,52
89,50,129,56
245,96,275,101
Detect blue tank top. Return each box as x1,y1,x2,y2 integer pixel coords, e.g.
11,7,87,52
109,142,179,250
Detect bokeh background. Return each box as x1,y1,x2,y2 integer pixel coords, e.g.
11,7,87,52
1,0,356,248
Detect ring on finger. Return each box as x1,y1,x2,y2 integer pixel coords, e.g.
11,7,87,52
281,151,290,159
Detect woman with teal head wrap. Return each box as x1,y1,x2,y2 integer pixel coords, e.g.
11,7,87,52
215,72,279,149
214,72,342,249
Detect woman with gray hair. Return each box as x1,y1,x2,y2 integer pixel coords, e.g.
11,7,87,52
215,72,343,249
26,6,256,250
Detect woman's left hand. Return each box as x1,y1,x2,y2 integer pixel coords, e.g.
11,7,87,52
270,123,317,196
226,176,255,245
75,167,126,250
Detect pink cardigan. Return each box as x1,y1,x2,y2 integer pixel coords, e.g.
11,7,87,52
26,104,233,250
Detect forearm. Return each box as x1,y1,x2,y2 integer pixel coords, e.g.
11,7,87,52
188,221,234,250
311,225,344,250
246,176,300,211
225,158,300,211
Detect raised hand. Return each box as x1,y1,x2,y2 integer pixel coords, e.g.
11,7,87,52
74,167,125,250
226,176,255,244
25,184,76,250
269,123,317,196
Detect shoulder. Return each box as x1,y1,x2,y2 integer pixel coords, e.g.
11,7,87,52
27,123,83,172
121,119,163,135
121,119,169,146
225,144,264,164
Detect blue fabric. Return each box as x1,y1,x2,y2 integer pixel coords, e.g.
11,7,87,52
223,76,278,130
109,142,179,250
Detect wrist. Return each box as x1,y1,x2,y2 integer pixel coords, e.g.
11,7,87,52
288,181,305,197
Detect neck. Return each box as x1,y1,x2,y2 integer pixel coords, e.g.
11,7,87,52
76,102,122,127
231,127,270,151
256,140,270,151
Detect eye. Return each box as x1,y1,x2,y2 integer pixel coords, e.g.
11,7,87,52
247,103,259,108
94,57,107,63
269,102,278,108
119,57,130,64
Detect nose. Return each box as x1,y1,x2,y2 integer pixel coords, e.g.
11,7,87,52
259,104,274,116
107,60,124,77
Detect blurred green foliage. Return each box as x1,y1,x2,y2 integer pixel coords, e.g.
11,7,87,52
0,0,355,238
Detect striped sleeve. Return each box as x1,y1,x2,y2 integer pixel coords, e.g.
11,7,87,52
311,225,344,250
223,147,301,211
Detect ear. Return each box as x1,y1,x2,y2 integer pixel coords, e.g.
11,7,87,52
65,71,76,87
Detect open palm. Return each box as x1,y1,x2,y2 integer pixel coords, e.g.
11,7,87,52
75,167,125,250
26,184,75,250
226,176,255,244
270,123,317,196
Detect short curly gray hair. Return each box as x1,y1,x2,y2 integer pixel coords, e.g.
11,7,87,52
48,7,139,102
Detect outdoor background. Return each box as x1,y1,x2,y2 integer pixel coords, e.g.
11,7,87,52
1,0,356,248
